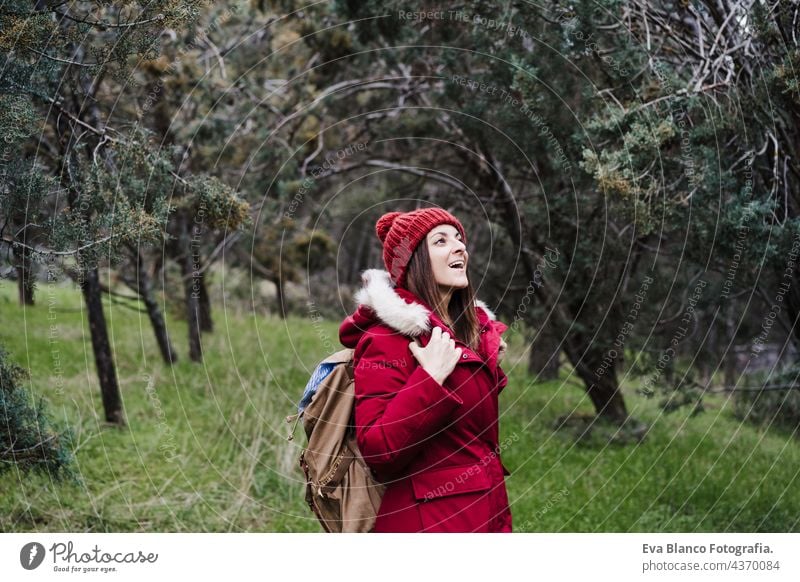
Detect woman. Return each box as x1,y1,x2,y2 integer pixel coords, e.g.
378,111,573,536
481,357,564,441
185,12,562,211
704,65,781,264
338,208,512,532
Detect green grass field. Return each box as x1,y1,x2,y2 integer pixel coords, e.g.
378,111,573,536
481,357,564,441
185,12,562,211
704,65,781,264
1,281,798,532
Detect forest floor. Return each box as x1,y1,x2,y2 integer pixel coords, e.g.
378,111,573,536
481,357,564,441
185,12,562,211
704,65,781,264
1,283,798,532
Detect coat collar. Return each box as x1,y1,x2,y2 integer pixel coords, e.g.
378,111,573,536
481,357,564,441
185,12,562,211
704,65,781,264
353,269,497,337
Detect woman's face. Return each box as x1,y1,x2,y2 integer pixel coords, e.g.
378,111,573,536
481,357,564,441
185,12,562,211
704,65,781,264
426,224,469,291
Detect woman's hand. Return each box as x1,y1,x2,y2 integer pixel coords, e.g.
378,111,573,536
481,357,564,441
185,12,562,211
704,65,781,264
408,326,462,385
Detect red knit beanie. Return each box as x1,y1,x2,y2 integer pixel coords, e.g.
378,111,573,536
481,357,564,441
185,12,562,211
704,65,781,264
375,208,467,287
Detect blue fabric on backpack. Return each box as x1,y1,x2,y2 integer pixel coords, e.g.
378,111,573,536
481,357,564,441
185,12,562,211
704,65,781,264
298,361,337,414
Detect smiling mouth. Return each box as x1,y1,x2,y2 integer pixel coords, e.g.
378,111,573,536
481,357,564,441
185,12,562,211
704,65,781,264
448,260,466,270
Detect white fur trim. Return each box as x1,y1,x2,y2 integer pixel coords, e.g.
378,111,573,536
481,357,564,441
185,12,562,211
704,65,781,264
354,269,497,335
354,269,431,337
475,299,497,321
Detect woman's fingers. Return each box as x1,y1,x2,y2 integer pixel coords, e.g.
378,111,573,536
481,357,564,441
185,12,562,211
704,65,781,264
409,329,466,383
415,327,464,368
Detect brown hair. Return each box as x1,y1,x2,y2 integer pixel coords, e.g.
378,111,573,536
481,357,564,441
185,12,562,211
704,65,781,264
404,237,481,351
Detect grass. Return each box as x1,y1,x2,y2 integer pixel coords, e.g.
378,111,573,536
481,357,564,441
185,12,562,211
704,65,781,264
1,280,798,532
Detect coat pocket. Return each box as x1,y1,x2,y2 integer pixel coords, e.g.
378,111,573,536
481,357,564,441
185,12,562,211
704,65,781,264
411,463,493,532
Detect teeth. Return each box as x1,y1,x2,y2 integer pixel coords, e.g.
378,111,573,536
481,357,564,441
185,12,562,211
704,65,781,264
449,261,464,268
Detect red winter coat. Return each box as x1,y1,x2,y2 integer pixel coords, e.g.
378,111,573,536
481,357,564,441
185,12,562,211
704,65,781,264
338,269,512,533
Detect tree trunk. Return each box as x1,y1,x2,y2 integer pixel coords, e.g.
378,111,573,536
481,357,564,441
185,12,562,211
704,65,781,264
528,325,560,381
351,224,372,282
699,319,714,386
776,257,800,353
13,245,35,306
181,221,203,362
273,274,286,319
125,248,177,365
664,353,675,385
198,271,213,332
80,267,124,425
723,301,738,388
567,342,629,423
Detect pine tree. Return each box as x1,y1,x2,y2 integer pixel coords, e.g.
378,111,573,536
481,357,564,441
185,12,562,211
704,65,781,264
0,345,73,480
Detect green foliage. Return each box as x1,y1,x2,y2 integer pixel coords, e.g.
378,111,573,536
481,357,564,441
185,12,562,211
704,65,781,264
734,365,800,435
0,93,37,144
735,386,800,434
0,91,54,257
769,50,800,105
0,0,245,284
0,160,52,231
49,132,177,267
251,217,334,293
183,174,251,232
0,346,74,481
0,8,58,56
293,229,336,272
659,387,705,417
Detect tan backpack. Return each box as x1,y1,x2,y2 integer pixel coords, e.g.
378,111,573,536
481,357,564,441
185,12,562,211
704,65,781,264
286,348,386,532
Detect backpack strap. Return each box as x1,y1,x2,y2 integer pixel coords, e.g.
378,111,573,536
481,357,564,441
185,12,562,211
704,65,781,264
285,412,303,442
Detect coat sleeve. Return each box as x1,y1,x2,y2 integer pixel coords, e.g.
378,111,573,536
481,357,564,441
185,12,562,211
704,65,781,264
353,331,463,476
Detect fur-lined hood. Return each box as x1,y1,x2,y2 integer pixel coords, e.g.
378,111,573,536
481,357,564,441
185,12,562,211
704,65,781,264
339,268,498,349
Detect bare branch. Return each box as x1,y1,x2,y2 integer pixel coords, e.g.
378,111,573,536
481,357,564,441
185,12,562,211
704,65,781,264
362,159,473,195
23,45,101,67
53,9,165,29
2,234,118,257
